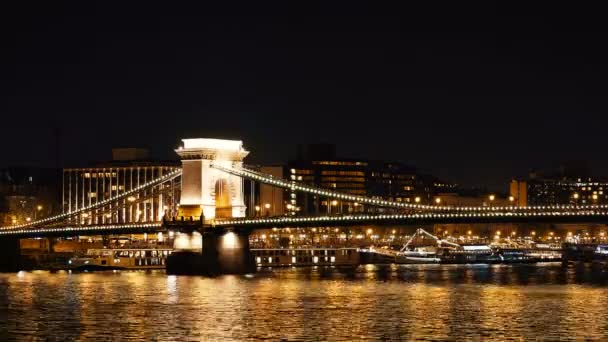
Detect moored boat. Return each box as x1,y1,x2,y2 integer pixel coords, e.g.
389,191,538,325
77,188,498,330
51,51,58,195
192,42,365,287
66,248,173,271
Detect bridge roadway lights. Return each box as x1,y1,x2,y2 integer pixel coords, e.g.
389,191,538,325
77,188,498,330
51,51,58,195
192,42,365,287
166,228,254,275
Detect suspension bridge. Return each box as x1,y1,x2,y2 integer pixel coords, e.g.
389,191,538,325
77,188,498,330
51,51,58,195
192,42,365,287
2,138,608,273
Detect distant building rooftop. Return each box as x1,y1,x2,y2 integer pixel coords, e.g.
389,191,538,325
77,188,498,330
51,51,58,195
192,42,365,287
112,148,150,161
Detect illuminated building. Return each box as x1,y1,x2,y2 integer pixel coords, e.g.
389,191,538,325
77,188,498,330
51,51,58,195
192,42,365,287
0,167,60,226
512,163,608,206
270,143,451,215
62,148,180,224
258,166,284,217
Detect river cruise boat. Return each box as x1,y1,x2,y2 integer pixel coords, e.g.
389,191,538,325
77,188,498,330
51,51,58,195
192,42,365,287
251,248,360,267
498,245,562,263
395,246,442,264
67,248,173,270
440,245,502,264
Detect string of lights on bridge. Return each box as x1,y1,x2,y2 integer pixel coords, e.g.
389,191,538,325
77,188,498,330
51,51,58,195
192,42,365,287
2,209,608,237
215,164,608,213
0,170,182,231
0,223,162,236
5,165,608,236
216,209,608,227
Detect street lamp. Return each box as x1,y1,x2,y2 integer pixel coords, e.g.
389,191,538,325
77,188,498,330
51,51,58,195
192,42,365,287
415,196,421,203
435,197,441,205
35,205,43,220
255,205,261,217
264,203,271,216
573,192,580,205
330,200,338,214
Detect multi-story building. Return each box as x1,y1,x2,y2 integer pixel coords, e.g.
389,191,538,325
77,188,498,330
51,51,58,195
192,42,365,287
258,144,452,215
62,148,180,224
0,167,61,226
510,162,608,206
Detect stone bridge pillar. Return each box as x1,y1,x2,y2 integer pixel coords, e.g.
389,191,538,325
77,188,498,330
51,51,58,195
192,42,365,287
175,138,249,222
0,237,23,272
166,228,254,275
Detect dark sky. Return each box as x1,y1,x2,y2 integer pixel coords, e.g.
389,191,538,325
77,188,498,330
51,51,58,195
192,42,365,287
1,2,607,191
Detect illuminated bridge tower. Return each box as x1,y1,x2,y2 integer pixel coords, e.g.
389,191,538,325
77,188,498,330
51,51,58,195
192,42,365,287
167,138,254,275
175,138,249,221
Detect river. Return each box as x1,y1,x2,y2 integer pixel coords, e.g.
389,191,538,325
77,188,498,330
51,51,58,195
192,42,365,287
2,263,608,340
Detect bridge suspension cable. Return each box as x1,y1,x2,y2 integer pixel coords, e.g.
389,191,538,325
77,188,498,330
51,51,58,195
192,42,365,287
1,169,182,231
211,164,448,211
400,227,461,252
213,164,608,214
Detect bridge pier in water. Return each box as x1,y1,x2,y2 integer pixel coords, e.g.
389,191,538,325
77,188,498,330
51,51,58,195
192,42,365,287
167,229,254,275
0,237,23,272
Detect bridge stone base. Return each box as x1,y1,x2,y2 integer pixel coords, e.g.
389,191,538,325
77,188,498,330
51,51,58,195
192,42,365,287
0,238,23,272
166,229,254,275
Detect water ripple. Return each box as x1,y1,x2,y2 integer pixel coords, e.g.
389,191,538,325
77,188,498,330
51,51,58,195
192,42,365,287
1,264,608,340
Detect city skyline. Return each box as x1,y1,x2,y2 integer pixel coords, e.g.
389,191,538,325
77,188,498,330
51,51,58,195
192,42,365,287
2,3,608,191
3,3,608,339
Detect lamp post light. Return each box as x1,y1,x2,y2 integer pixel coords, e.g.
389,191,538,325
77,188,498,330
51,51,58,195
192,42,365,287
34,205,43,220
488,195,495,207
264,203,271,216
254,205,261,217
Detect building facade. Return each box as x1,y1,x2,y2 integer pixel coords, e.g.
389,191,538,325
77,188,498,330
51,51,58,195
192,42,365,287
511,163,608,206
0,167,61,226
257,144,453,216
62,149,180,224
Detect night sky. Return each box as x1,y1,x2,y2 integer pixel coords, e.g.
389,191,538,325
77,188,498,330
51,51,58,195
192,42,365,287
1,2,607,191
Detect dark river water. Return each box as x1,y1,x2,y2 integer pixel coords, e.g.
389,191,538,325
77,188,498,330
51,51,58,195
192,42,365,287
2,263,608,340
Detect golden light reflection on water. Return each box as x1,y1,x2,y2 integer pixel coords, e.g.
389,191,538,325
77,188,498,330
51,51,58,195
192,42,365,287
3,265,608,340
